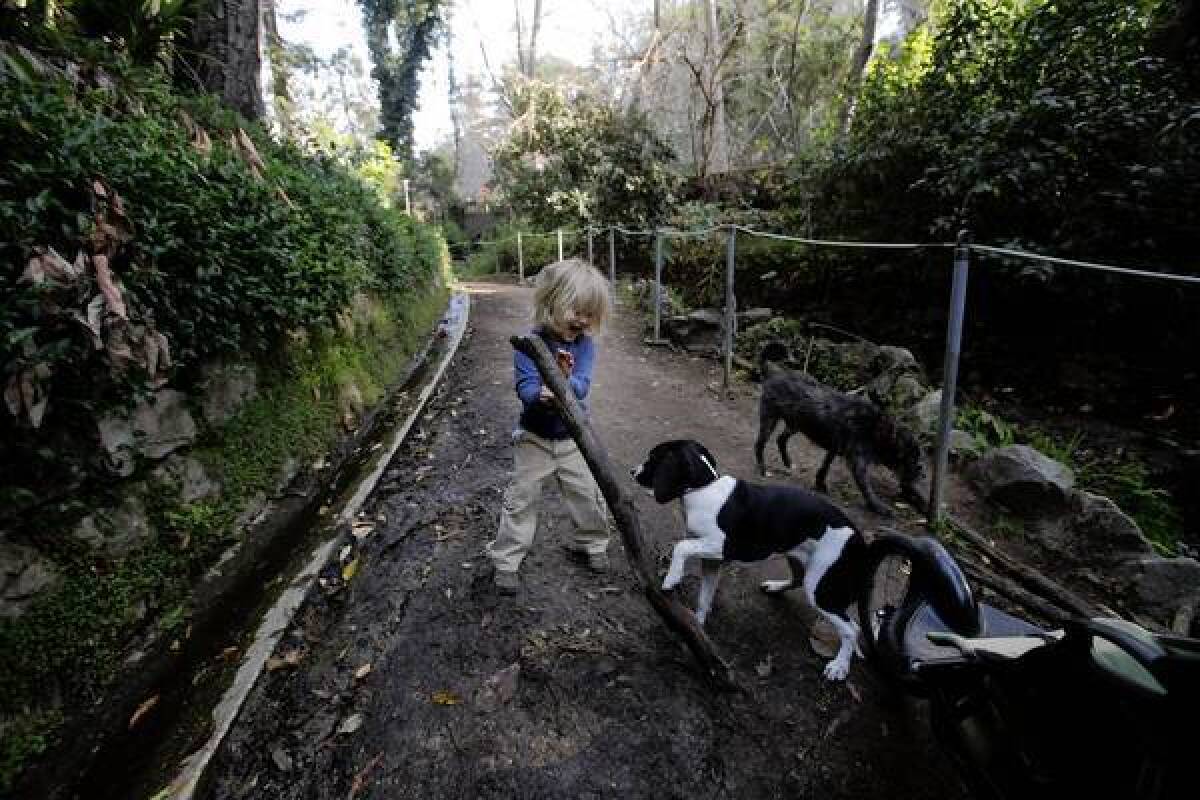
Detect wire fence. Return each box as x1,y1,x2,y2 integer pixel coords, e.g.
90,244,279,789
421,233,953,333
451,221,1198,528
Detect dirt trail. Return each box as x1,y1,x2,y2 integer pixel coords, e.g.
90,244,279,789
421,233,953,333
203,279,968,800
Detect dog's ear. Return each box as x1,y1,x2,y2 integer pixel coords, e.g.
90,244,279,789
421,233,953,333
652,449,688,503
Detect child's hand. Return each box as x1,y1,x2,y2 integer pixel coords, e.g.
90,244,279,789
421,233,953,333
555,349,575,376
538,385,555,404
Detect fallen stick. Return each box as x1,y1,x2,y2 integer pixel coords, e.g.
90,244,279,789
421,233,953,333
945,514,1099,619
511,334,742,691
956,552,1073,627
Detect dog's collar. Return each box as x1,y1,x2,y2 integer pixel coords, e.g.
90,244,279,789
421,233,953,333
698,454,719,480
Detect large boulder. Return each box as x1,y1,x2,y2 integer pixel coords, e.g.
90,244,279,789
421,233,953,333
97,389,198,476
969,445,1075,516
200,362,258,428
1123,556,1200,628
1,539,59,619
1033,490,1156,565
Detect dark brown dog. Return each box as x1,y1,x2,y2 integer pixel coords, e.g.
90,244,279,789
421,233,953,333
753,342,926,515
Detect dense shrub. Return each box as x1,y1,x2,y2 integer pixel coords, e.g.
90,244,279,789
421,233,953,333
0,55,444,511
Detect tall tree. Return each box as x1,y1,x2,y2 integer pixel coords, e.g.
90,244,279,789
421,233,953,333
178,0,266,120
838,0,879,135
359,0,444,160
514,0,544,78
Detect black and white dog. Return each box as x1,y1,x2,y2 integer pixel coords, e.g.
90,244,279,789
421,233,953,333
631,439,867,681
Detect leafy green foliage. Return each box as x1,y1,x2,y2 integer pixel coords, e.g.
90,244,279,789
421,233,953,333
958,405,1017,449
0,60,442,509
357,0,445,160
1,0,198,65
491,80,682,230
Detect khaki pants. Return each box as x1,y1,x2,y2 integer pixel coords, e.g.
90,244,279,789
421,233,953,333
487,430,609,573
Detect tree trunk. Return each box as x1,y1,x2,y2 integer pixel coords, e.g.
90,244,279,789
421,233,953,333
263,0,293,137
180,0,266,121
515,0,543,78
703,0,731,179
837,0,879,138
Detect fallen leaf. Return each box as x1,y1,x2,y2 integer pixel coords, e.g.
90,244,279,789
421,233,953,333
431,690,461,706
809,626,839,660
128,694,159,729
342,557,359,582
352,522,374,540
354,663,372,681
348,752,384,799
271,746,293,772
339,544,352,563
266,649,304,671
91,253,127,319
755,655,774,678
337,713,364,735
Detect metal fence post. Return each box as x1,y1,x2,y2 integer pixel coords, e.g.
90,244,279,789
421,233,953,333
723,225,737,389
608,227,616,301
557,229,564,261
517,231,524,282
929,230,971,531
587,228,594,264
653,230,664,341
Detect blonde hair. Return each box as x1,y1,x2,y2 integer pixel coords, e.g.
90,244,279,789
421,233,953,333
533,258,611,331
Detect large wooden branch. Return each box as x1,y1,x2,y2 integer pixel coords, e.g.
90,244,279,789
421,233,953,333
511,335,741,691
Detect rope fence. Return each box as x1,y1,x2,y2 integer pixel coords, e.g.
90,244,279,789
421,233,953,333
452,220,1197,528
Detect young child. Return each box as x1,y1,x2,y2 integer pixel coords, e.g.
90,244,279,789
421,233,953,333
487,258,613,595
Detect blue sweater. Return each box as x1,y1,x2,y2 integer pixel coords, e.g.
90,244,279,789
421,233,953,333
514,327,595,440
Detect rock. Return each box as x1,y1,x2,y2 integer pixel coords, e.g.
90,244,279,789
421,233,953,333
274,457,300,496
1025,489,1155,568
337,382,365,430
969,445,1075,517
72,496,153,558
1124,556,1200,625
97,390,198,475
948,429,983,463
475,663,521,712
153,455,220,503
737,307,773,327
871,346,920,376
868,373,929,415
905,389,943,437
662,309,723,352
0,539,59,618
199,362,258,428
1064,491,1155,560
271,746,294,772
233,492,270,531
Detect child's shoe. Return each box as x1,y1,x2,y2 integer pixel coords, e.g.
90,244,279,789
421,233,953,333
563,545,609,573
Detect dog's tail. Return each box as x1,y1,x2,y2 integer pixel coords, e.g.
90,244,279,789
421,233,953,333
759,341,789,380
